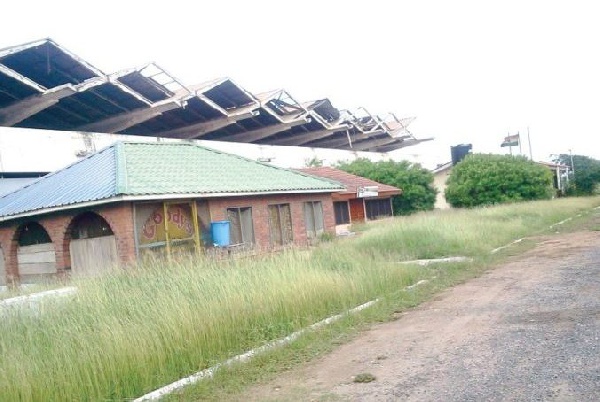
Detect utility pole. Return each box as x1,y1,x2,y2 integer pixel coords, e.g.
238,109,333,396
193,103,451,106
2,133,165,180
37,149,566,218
569,149,576,177
527,127,533,160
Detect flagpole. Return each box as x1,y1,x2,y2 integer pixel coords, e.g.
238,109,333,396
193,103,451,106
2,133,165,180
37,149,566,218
518,131,522,155
527,126,533,160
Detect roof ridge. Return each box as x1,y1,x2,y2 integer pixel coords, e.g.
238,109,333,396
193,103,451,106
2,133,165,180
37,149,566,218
115,142,128,194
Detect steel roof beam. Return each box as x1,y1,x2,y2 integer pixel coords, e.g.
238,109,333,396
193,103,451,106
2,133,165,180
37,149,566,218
269,126,350,146
76,99,183,133
311,129,386,149
0,77,104,126
153,105,257,139
374,138,434,153
346,133,415,152
225,117,309,143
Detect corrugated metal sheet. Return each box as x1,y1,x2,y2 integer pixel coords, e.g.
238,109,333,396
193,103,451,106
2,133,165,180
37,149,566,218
0,146,117,218
120,142,344,195
0,178,39,196
297,167,402,195
0,141,344,220
0,38,433,152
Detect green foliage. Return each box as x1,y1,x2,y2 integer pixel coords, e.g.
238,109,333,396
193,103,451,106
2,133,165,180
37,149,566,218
337,158,436,215
445,154,554,208
553,154,600,195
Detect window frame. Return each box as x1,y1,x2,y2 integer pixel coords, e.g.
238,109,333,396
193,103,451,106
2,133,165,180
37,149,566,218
364,198,393,220
226,206,255,245
333,201,350,225
268,203,294,246
304,201,324,239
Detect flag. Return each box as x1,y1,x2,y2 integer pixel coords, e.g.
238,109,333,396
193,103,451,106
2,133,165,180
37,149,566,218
501,133,520,147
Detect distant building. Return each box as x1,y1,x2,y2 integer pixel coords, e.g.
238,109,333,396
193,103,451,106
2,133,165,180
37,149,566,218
297,167,401,231
432,144,472,209
535,161,570,195
432,162,453,209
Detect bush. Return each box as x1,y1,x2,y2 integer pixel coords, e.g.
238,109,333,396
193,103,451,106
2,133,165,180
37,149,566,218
445,154,554,207
337,158,436,215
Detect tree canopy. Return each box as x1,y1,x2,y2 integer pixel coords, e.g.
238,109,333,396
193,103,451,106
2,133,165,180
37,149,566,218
336,158,436,215
444,154,554,208
553,154,600,195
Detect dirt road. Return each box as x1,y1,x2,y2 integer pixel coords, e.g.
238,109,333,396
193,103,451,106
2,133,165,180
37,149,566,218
242,229,600,401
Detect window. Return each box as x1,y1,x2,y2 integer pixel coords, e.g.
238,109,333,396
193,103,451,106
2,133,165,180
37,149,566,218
268,204,293,246
333,201,350,225
304,201,324,238
365,199,393,220
227,207,254,245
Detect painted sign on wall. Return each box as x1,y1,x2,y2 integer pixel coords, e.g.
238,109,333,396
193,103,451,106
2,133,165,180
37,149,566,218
140,204,194,244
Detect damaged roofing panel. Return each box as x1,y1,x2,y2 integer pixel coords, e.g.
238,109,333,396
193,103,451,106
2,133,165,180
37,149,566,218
202,110,283,140
122,95,226,137
257,89,305,119
0,38,103,89
201,78,256,110
114,63,185,102
0,70,39,109
0,38,433,153
15,82,149,131
303,99,341,124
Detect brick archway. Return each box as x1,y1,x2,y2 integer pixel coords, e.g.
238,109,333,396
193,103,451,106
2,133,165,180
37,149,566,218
10,221,57,283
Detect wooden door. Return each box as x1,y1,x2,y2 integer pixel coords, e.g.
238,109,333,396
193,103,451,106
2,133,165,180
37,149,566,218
349,198,366,222
17,243,56,282
70,235,118,277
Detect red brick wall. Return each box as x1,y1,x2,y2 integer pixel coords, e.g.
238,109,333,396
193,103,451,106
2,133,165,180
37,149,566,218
0,202,135,284
0,194,335,283
207,193,335,249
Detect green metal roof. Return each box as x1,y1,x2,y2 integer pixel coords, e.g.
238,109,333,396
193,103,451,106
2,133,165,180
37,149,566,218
0,141,344,221
117,142,342,195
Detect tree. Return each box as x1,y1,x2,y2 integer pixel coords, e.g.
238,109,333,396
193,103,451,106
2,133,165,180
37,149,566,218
553,154,600,195
337,158,436,215
445,154,554,208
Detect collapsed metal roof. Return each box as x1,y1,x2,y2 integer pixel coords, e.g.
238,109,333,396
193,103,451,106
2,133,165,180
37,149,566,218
0,38,433,152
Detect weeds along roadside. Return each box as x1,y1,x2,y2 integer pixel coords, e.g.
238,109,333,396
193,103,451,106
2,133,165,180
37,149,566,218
0,197,598,401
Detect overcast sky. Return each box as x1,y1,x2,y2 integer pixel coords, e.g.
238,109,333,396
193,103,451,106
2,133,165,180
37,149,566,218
1,0,598,167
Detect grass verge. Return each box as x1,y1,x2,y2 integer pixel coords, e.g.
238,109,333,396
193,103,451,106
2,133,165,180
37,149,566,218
0,197,598,401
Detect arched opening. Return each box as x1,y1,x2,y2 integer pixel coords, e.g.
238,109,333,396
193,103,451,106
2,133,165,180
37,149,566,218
15,222,56,283
70,212,114,239
18,222,52,246
68,212,118,276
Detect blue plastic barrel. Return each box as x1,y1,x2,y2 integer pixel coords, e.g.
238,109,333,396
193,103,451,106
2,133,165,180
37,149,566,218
210,220,230,247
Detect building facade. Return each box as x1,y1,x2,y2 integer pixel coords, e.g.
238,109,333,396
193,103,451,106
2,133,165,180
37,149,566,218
0,142,342,285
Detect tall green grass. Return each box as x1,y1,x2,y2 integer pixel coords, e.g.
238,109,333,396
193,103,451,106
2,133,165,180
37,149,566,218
0,197,597,401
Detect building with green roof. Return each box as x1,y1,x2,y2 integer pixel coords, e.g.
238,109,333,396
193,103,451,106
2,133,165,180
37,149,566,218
0,141,344,285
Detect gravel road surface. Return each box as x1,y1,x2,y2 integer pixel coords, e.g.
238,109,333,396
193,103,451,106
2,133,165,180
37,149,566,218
242,229,600,401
